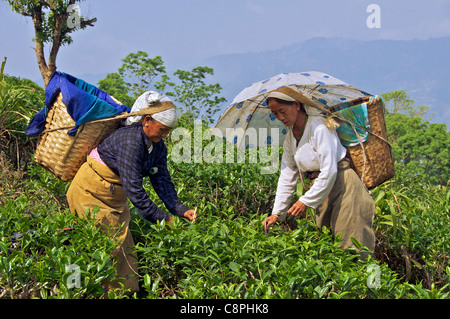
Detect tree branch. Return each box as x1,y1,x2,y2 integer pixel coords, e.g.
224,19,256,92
31,4,50,86
81,17,97,28
20,11,32,17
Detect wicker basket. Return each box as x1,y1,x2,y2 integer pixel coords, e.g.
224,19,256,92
334,96,395,189
34,93,126,181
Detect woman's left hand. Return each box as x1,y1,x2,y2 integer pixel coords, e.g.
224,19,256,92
183,208,198,223
288,200,307,218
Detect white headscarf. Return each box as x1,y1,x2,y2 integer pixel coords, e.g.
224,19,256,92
125,91,178,127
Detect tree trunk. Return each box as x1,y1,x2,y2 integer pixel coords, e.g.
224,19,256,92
26,1,96,87
31,5,52,87
46,13,67,87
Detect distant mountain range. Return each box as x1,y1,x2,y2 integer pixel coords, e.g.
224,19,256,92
203,37,450,127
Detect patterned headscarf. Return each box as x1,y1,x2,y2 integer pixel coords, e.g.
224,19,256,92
266,91,322,116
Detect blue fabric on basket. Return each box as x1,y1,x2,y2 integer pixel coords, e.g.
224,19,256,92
26,71,130,136
333,95,381,147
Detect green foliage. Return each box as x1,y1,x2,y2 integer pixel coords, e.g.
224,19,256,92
372,181,450,287
97,52,226,124
385,112,449,185
133,211,411,299
0,162,117,299
381,89,449,185
381,90,430,118
0,71,449,299
0,57,44,134
5,0,95,46
128,124,449,299
97,72,134,107
168,66,227,124
4,0,97,84
117,51,167,99
98,51,167,106
0,57,44,168
1,145,449,299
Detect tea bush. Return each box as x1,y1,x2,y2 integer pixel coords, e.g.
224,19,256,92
0,158,118,298
0,200,118,298
133,211,408,299
372,178,450,288
0,135,449,299
131,154,449,299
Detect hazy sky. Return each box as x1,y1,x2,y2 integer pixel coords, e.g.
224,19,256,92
1,0,450,84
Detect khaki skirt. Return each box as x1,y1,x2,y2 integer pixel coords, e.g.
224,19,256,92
66,156,139,294
311,158,376,256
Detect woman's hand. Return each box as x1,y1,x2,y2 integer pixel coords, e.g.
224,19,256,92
262,214,279,232
183,208,198,223
288,200,307,218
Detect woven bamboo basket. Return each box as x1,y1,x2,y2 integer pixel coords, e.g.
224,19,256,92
336,97,395,189
34,93,126,181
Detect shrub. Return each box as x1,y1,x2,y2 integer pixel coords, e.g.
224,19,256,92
0,164,118,299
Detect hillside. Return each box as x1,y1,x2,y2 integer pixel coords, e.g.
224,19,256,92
203,37,450,126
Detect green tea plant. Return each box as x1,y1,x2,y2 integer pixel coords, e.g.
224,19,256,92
133,210,414,299
0,164,118,299
372,177,450,289
127,123,450,299
1,151,449,298
1,89,449,298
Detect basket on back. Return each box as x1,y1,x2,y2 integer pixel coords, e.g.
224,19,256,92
34,93,125,181
331,96,395,189
27,72,131,182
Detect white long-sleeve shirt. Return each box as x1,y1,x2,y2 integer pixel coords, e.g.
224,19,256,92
272,116,347,220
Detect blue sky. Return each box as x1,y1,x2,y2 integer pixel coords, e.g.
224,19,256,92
1,0,450,85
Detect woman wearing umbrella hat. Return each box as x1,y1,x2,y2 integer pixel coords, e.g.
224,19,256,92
262,87,375,259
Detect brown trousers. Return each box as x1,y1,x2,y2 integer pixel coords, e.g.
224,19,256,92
312,159,376,258
66,156,139,295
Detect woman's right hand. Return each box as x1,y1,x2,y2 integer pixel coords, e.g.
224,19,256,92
262,215,279,232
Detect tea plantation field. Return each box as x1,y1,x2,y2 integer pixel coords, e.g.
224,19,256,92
0,148,449,299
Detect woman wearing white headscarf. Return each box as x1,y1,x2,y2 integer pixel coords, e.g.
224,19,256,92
261,87,375,259
67,91,196,295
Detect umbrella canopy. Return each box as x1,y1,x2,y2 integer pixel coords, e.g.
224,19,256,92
214,71,372,150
